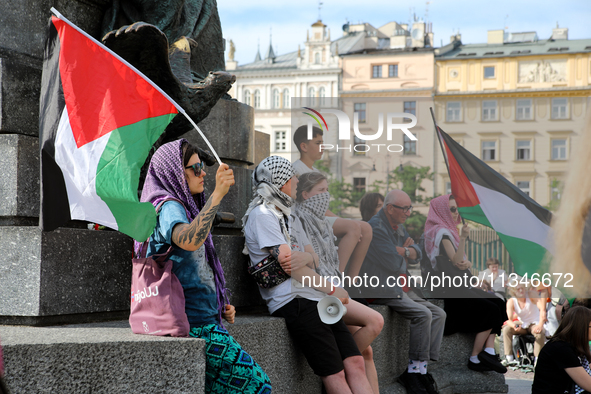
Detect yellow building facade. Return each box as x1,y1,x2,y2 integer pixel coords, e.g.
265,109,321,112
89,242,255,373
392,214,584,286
434,29,591,207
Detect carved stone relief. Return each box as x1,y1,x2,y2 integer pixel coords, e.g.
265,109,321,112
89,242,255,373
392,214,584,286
519,60,566,83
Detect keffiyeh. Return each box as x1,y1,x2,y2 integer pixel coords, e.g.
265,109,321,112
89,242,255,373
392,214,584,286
295,192,341,278
242,156,295,251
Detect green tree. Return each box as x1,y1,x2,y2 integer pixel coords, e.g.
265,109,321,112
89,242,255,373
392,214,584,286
545,178,563,212
389,165,434,204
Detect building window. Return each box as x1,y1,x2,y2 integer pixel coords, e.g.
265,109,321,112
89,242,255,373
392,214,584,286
481,140,497,161
445,182,452,195
372,65,382,78
550,183,562,202
253,90,261,108
272,89,280,109
404,101,416,116
308,87,316,98
551,139,567,160
403,133,417,155
319,87,326,105
244,89,251,106
275,131,287,152
552,98,568,119
353,177,366,193
282,88,290,108
354,103,366,123
516,99,532,120
353,135,366,156
516,181,530,196
315,52,321,64
446,102,461,122
484,66,495,79
516,140,532,161
389,64,398,77
482,100,498,121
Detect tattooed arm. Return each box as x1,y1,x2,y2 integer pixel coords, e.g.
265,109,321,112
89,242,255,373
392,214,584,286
172,163,234,252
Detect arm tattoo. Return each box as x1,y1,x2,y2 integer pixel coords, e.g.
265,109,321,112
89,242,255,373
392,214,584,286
172,198,220,248
268,245,281,259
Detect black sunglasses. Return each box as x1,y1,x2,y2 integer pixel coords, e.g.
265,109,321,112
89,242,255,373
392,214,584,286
185,162,205,177
450,206,458,213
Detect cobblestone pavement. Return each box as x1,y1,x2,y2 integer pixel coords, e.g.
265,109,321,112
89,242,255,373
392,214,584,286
505,367,534,393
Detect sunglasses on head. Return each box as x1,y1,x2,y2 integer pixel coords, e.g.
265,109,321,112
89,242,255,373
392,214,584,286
185,162,205,177
450,206,458,213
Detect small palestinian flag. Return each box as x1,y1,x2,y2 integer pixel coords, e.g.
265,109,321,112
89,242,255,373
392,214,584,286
436,125,554,274
39,14,179,241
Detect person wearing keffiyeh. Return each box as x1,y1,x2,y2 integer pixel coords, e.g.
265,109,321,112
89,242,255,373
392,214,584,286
139,139,271,394
295,171,384,394
242,156,373,393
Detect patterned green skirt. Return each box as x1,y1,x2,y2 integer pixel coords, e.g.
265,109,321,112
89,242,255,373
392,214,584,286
190,325,272,394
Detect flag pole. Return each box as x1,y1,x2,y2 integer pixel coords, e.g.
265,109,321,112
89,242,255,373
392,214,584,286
50,8,223,166
429,107,466,225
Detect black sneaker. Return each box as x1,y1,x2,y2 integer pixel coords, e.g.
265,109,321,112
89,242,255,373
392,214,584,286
398,370,429,394
418,373,439,394
477,351,508,373
468,360,493,372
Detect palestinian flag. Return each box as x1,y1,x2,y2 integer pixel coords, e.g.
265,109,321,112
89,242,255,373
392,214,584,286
40,14,179,241
436,125,553,275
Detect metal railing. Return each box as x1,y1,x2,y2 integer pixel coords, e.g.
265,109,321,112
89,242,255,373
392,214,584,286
466,226,514,276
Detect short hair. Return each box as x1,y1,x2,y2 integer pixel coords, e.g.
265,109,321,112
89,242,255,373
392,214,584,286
293,125,323,153
182,142,200,167
359,192,385,221
486,258,500,267
507,280,528,298
296,171,327,202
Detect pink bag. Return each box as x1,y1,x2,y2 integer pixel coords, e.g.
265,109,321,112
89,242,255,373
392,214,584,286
129,242,190,337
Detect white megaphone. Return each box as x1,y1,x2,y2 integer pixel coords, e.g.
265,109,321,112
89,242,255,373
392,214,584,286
317,296,347,325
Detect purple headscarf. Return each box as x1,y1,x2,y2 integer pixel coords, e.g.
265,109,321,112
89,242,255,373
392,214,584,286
138,138,227,324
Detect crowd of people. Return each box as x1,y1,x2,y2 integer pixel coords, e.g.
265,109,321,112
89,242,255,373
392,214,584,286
131,124,591,394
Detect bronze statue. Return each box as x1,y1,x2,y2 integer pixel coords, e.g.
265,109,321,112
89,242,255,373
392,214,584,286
101,0,236,143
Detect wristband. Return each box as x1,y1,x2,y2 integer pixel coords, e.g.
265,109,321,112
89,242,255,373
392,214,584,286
328,288,336,296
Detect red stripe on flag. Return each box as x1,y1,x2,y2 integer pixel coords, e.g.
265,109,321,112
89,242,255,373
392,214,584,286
52,16,177,148
440,130,480,208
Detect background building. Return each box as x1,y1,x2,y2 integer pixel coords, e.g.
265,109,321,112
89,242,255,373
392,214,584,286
228,20,359,175
338,19,442,216
434,26,591,208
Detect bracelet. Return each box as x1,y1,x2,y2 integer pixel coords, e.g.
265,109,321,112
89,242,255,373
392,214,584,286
328,288,336,296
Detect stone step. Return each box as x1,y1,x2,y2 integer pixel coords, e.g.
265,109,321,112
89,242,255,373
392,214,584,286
0,321,206,393
0,304,508,393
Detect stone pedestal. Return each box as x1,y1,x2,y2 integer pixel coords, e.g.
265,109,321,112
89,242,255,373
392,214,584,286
0,0,269,326
0,227,133,325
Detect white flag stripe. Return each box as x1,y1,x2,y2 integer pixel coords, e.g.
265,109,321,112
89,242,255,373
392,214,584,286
472,182,554,255
54,107,118,228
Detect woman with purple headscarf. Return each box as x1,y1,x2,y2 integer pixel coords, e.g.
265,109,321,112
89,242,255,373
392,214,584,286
140,139,271,394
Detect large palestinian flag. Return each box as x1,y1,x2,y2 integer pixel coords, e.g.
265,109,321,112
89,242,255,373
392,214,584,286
39,14,179,241
436,125,554,275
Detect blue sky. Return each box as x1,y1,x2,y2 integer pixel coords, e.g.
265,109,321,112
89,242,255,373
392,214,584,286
218,0,591,65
